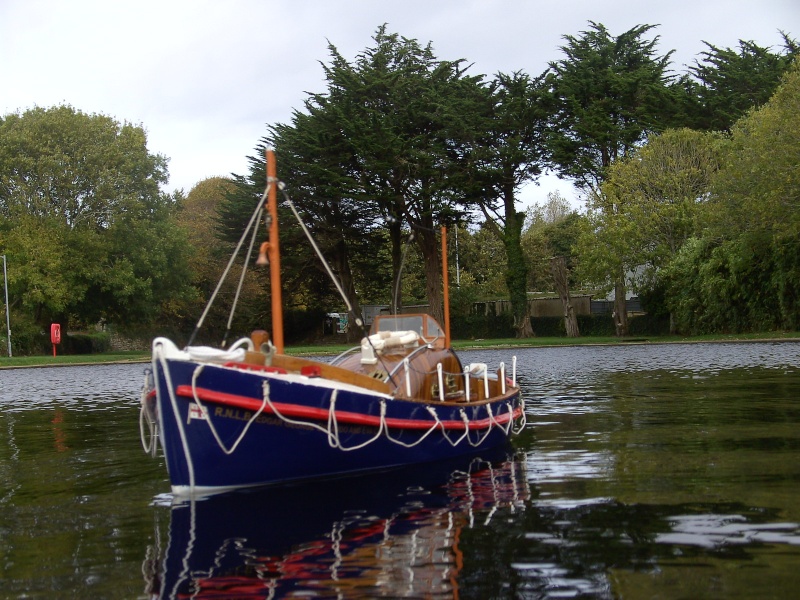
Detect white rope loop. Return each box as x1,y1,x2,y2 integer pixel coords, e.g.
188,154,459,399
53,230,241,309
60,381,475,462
138,369,158,456
511,396,527,435
189,364,269,455
462,407,497,447
326,392,388,451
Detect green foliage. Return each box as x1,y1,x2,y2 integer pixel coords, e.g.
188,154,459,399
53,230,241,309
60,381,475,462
475,72,550,336
313,26,492,324
1,310,44,356
543,22,679,192
220,26,502,329
63,331,111,355
5,25,798,351
686,34,799,131
0,105,194,339
522,197,585,294
452,225,507,298
0,105,168,226
706,61,800,240
575,188,637,297
667,231,800,334
543,21,680,337
664,60,800,334
604,128,720,299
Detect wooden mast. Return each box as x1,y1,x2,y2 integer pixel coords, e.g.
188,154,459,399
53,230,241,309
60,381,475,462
441,225,451,348
266,149,284,353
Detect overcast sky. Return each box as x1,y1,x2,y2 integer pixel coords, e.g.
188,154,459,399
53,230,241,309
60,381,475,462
2,0,798,209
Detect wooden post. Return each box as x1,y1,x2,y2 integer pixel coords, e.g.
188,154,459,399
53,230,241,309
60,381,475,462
266,150,284,353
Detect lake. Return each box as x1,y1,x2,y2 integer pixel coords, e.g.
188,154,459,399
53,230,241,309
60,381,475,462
1,341,799,598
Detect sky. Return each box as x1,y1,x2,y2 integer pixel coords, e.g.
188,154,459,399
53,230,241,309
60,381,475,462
2,0,798,210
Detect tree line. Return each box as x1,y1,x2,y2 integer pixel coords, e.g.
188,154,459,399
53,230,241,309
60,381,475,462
0,23,797,353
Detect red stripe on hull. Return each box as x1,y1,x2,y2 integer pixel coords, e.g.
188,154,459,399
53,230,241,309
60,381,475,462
174,385,520,431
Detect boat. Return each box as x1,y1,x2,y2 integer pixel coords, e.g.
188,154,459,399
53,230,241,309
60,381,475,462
139,150,526,495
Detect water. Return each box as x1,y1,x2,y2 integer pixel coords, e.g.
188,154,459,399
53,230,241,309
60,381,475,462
1,342,800,598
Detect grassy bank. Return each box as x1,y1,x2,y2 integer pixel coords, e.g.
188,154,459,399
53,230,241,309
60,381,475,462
3,330,798,369
289,330,800,355
0,351,152,368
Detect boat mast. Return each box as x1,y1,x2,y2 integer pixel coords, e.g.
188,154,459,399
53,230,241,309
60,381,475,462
441,225,451,348
266,149,284,353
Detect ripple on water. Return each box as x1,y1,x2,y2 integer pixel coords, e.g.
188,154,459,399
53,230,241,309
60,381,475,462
0,363,146,411
657,514,800,548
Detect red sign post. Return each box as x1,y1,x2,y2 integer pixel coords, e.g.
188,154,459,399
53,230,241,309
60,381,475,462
50,323,61,357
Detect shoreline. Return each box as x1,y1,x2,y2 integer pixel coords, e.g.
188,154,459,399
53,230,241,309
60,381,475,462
2,334,799,370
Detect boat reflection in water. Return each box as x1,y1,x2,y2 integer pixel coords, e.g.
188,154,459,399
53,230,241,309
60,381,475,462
143,448,528,598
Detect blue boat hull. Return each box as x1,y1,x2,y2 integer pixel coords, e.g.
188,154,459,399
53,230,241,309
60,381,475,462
152,357,524,494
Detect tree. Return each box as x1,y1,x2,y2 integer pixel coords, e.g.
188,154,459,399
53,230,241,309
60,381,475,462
707,59,800,241
542,22,679,335
543,22,678,193
550,255,579,337
603,128,720,331
686,33,799,131
270,110,378,342
521,191,574,292
666,59,800,332
575,187,640,336
454,223,508,300
218,141,355,339
222,27,492,329
476,72,549,337
0,105,168,227
0,105,192,337
523,197,583,337
318,27,491,325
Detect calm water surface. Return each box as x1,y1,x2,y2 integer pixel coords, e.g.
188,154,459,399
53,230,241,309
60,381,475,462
1,342,799,598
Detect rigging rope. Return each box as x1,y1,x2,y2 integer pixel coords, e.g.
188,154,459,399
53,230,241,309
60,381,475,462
187,184,270,347
278,184,358,326
222,204,264,347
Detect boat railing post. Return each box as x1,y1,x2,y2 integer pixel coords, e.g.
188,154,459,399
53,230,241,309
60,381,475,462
512,356,517,387
437,363,444,401
404,358,412,397
483,369,489,399
500,362,506,394
464,367,470,402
